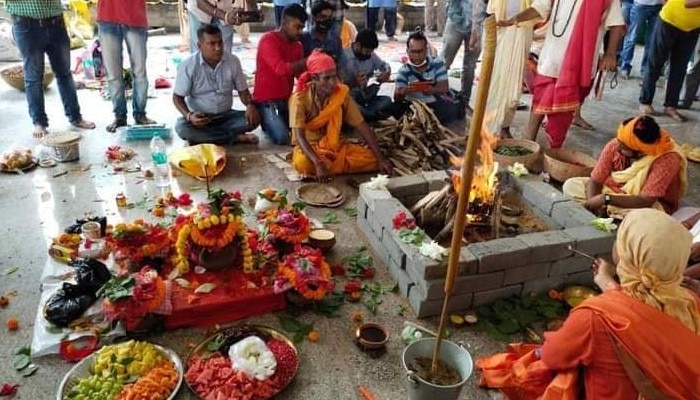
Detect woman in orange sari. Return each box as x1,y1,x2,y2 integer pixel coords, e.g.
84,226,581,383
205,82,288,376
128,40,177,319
477,208,700,399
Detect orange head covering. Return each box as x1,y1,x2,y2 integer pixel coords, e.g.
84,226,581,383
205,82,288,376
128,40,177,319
296,50,336,92
616,116,675,156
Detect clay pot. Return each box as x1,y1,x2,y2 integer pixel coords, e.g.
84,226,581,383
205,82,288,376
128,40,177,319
308,229,336,252
356,322,389,350
197,241,238,271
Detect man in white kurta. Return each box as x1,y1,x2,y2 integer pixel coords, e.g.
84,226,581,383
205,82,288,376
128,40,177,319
500,0,625,148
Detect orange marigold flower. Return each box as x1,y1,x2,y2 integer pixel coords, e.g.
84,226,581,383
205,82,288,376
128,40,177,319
308,330,320,342
6,317,19,331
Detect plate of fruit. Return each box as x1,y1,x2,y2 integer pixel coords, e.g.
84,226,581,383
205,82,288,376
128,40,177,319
185,324,299,400
57,340,183,400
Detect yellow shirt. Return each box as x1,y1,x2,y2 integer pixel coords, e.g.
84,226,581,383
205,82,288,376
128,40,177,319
659,0,700,32
289,84,364,144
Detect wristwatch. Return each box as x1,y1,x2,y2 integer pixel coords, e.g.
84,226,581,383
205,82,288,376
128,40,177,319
604,194,612,206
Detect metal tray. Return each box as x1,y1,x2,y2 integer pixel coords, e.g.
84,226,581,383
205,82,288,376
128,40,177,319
185,324,299,399
56,343,183,400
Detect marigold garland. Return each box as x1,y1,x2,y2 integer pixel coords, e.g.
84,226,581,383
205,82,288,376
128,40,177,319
264,209,311,244
275,245,332,301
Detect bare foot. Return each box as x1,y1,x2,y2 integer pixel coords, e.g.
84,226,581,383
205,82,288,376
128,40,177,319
499,127,513,139
33,124,48,139
234,133,259,145
639,104,655,116
72,119,96,130
664,107,687,122
573,115,594,130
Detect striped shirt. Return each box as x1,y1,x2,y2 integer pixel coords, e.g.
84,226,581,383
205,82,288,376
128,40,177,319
395,57,448,104
5,0,63,19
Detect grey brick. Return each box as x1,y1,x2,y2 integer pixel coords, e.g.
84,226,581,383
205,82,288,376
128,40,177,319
373,197,413,232
563,226,615,256
521,180,570,216
459,247,479,275
386,254,414,298
472,285,523,307
517,231,574,263
421,170,450,191
503,263,551,285
411,271,505,300
404,246,477,279
408,286,473,318
367,208,385,239
357,218,389,267
359,184,392,212
467,237,531,273
551,201,598,229
522,276,568,296
386,174,429,200
381,227,412,270
567,271,594,286
356,196,368,219
550,256,591,277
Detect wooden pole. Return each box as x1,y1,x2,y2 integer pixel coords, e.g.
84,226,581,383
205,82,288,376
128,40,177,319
431,16,498,375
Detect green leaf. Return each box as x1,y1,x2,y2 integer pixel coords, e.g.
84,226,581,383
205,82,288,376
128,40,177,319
13,354,30,371
278,315,303,332
496,319,520,334
292,331,306,343
21,364,38,377
322,211,339,224
206,334,224,352
3,266,18,275
343,207,358,218
14,346,31,356
292,201,306,211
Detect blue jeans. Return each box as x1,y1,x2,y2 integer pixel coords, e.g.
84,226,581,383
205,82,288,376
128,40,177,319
188,11,233,55
11,16,83,127
99,22,149,121
620,3,661,76
680,41,700,105
175,110,252,144
441,21,479,103
256,101,290,145
366,7,397,37
353,94,394,122
640,19,700,107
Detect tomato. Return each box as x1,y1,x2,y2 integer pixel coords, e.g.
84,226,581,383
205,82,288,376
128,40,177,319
59,335,99,362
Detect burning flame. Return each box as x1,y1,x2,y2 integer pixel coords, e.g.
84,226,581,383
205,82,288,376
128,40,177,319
450,114,499,214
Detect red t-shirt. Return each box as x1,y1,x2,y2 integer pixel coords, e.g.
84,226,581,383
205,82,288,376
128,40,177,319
97,0,148,28
253,31,304,103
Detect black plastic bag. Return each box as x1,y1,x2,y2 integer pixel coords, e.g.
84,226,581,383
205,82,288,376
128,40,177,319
45,283,96,327
71,258,111,295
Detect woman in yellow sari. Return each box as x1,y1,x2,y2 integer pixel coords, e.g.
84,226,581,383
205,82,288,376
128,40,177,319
485,0,537,138
477,208,700,399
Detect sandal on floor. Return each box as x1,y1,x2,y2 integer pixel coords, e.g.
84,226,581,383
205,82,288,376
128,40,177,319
106,119,127,133
234,133,259,145
135,115,157,125
573,117,594,130
72,119,96,130
664,108,687,122
638,104,656,116
33,124,48,139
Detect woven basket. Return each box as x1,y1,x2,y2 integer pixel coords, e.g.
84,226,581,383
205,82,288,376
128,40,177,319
1,65,54,91
543,148,597,182
493,138,541,169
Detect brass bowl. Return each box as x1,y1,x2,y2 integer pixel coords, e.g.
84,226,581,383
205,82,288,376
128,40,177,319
308,229,336,251
355,322,389,350
562,285,597,307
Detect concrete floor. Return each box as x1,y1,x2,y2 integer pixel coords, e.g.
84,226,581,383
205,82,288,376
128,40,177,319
0,32,698,400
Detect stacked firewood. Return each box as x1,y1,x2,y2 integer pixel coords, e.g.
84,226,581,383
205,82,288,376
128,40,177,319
372,101,464,176
410,184,459,241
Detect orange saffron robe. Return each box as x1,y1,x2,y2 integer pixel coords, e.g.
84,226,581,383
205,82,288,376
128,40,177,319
477,290,700,400
288,84,379,176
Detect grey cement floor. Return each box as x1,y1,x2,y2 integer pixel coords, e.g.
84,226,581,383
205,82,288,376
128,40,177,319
0,32,698,400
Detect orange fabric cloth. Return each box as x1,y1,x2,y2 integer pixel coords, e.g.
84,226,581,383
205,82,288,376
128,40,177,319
477,290,700,400
616,117,675,156
289,84,378,176
296,50,337,92
590,139,683,213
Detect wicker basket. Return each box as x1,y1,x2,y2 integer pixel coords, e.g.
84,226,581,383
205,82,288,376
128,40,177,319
493,138,541,169
1,65,55,91
543,148,597,182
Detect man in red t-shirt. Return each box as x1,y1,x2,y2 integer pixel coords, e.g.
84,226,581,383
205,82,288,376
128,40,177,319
97,0,156,132
253,4,307,145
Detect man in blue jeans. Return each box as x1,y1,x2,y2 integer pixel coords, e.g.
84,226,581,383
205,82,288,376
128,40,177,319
6,0,95,138
97,0,157,132
173,24,261,145
620,0,663,79
441,0,485,115
366,0,398,41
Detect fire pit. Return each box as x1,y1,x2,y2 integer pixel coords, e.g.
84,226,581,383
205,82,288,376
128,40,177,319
356,171,616,318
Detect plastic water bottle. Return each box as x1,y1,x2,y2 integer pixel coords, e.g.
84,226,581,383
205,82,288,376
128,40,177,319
150,135,171,187
82,57,94,80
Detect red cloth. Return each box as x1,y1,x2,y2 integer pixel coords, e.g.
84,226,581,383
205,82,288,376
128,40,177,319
96,0,148,28
253,31,304,103
590,139,683,213
533,74,593,148
295,50,336,92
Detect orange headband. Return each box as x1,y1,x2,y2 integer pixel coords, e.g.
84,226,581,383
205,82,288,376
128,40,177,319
296,50,336,92
616,117,674,156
